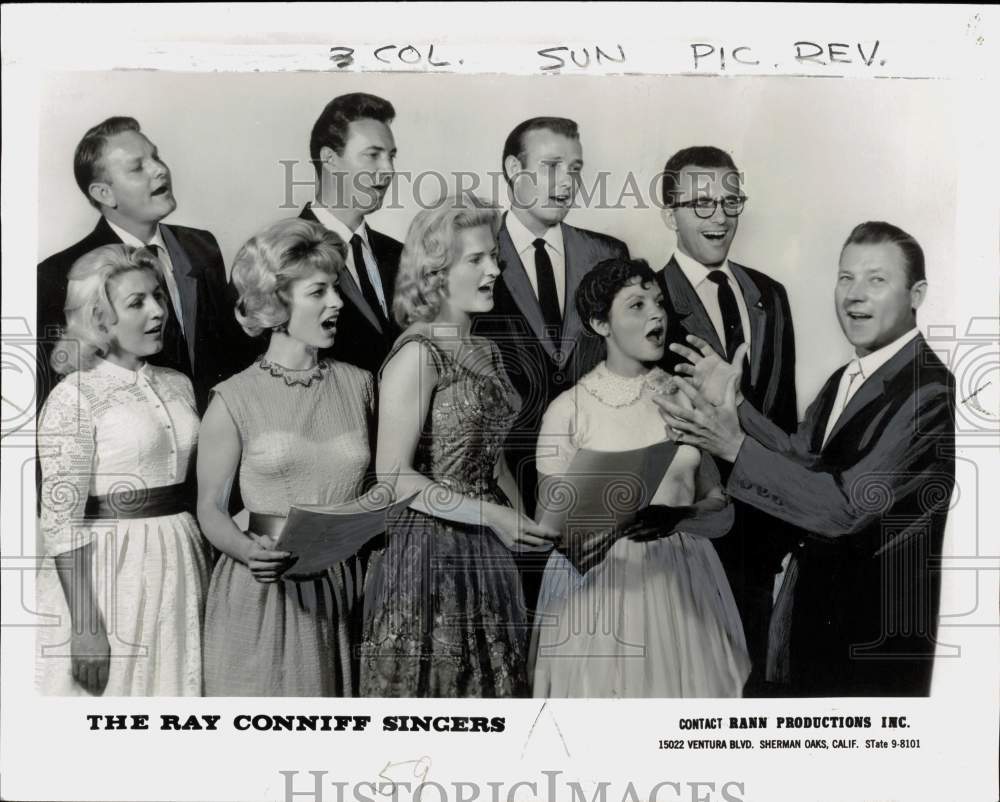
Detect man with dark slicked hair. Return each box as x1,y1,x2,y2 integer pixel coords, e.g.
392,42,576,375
299,92,402,376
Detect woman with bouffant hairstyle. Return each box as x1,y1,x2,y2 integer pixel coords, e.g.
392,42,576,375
49,243,164,373
37,244,210,696
362,196,557,698
197,218,374,697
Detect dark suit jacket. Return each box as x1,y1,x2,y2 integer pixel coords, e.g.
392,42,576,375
730,334,955,696
656,255,799,685
474,218,629,516
36,217,257,413
657,256,797,430
299,203,402,377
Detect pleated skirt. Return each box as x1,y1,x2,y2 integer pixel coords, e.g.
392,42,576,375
36,512,210,696
203,554,360,697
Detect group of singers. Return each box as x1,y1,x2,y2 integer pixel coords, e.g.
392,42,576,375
35,92,955,700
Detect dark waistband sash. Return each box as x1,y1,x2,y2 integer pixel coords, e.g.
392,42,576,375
84,481,193,520
247,511,286,539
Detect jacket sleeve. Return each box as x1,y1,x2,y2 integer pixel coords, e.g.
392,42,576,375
729,381,954,540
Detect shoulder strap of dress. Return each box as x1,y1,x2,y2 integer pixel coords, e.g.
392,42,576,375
379,332,451,380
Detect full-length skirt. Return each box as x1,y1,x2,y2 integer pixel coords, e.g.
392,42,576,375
203,554,360,696
361,509,529,697
532,532,750,698
36,512,210,696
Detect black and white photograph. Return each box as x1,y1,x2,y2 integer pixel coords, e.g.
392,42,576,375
1,4,997,802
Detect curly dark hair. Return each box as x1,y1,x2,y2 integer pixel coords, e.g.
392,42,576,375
576,257,659,335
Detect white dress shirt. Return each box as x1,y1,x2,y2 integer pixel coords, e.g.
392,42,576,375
309,205,388,315
505,211,567,315
108,221,185,334
672,250,752,351
822,327,921,446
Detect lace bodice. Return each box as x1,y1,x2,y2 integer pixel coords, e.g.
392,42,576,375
383,334,521,499
212,358,373,516
37,359,199,557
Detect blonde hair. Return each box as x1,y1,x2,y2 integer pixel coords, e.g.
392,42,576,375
50,244,164,375
232,218,347,337
392,194,501,326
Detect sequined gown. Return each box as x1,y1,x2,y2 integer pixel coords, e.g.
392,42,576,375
202,357,373,697
361,333,528,697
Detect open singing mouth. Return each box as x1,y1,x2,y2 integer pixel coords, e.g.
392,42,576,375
700,229,729,241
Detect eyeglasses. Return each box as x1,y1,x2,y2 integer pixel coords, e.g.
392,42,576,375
671,195,748,218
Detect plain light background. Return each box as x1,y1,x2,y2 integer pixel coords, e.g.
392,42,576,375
37,71,959,413
4,5,997,802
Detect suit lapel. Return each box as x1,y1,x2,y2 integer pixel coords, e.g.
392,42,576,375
160,226,199,368
730,262,765,385
340,267,384,334
822,336,923,450
498,222,558,362
302,204,384,335
659,256,726,357
558,224,587,365
299,202,319,224
811,366,847,453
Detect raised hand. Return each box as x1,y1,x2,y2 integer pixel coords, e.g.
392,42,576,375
670,334,747,407
652,374,746,463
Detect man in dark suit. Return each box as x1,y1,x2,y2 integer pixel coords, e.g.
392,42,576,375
298,93,402,376
37,116,255,414
474,116,629,613
656,145,798,691
659,221,955,696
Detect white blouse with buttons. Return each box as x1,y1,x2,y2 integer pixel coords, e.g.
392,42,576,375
38,358,199,556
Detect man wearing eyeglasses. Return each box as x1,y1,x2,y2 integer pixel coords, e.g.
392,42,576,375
656,145,798,695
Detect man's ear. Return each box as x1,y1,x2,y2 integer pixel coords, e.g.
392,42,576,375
909,279,928,314
88,181,114,210
319,145,340,173
504,154,524,185
590,317,611,338
661,205,678,233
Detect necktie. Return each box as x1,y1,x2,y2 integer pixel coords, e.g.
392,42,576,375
706,270,745,362
532,238,562,336
350,234,389,330
148,244,191,375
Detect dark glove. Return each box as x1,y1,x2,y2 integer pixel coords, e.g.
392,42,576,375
559,526,619,575
621,499,735,543
620,504,696,543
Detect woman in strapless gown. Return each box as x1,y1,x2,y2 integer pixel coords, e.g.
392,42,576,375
532,257,750,698
361,196,557,697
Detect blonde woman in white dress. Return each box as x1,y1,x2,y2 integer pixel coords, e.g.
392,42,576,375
532,257,750,698
37,244,209,695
